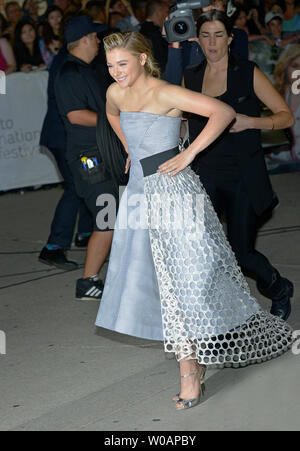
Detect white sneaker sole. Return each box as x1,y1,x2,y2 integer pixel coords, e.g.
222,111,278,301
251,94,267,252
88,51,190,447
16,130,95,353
75,296,102,301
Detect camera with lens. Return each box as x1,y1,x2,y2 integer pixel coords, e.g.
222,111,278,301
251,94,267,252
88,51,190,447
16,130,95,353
164,0,211,43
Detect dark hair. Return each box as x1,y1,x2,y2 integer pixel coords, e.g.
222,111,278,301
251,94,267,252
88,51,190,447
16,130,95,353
14,19,36,44
196,9,234,36
108,11,123,23
146,0,166,18
231,7,247,25
5,1,21,13
270,1,283,8
131,0,147,11
109,0,121,9
0,12,8,35
85,0,106,12
45,5,64,20
42,6,63,45
22,0,38,11
279,0,300,13
13,20,43,69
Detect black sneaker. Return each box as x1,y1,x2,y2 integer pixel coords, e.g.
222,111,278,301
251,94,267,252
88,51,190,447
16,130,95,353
257,269,293,321
270,279,293,321
39,247,78,271
76,277,104,301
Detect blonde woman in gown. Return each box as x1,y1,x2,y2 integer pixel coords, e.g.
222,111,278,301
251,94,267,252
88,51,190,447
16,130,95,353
95,31,293,411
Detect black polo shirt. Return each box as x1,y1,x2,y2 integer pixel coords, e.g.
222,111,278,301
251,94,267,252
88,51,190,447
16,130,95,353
55,53,106,162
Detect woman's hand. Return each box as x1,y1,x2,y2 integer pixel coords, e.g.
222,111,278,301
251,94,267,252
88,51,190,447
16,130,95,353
48,39,62,54
125,155,131,174
157,148,196,177
229,114,252,133
262,34,275,45
20,64,32,73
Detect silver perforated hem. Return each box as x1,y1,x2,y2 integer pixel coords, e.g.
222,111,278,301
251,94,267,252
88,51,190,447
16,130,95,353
144,166,293,368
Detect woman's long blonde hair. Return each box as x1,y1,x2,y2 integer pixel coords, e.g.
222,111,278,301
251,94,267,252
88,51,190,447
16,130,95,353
103,31,161,79
274,44,300,96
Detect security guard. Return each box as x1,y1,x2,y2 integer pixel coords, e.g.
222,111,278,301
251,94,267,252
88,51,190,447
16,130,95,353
55,15,117,301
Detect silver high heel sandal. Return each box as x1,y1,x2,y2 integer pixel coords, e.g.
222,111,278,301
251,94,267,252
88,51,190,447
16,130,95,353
173,366,206,403
175,370,204,411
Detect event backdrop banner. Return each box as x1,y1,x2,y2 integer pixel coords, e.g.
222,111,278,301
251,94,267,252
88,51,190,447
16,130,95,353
0,71,62,191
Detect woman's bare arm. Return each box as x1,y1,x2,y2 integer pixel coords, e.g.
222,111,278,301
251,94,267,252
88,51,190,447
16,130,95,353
231,67,294,133
157,84,235,176
0,38,16,75
106,83,129,154
252,66,294,129
159,84,235,158
106,83,131,174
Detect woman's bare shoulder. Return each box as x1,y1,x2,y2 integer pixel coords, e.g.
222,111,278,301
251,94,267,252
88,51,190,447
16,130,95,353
107,82,121,99
107,82,125,108
153,81,184,117
156,81,186,97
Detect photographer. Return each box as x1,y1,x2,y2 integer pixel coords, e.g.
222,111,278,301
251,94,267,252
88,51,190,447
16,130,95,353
140,0,169,74
163,0,249,85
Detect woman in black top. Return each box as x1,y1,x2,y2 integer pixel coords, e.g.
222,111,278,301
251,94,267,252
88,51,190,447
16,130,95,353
13,19,45,72
184,10,295,320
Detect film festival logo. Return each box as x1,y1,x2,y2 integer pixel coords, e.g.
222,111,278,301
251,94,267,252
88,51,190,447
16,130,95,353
0,330,6,355
0,70,6,95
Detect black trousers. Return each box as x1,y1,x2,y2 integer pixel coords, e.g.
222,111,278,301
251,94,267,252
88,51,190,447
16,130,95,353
68,159,119,232
199,173,276,286
47,147,93,248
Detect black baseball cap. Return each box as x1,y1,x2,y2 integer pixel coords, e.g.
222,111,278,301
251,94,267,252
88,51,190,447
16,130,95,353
65,15,106,44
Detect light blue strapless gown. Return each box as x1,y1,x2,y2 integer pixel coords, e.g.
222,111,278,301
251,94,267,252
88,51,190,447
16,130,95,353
95,112,293,368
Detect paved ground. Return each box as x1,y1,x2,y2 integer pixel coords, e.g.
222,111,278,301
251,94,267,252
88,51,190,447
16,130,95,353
0,172,299,431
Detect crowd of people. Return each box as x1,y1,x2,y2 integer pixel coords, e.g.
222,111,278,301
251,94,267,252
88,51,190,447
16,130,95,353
0,0,299,151
0,0,299,76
